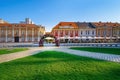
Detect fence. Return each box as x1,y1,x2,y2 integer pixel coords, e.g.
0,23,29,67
0,43,120,48
60,43,120,48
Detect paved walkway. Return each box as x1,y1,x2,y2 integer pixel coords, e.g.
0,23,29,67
0,47,59,63
55,48,120,63
0,47,120,63
0,48,42,63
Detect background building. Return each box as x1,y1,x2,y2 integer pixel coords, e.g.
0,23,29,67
0,18,45,43
51,22,120,43
93,22,120,43
51,22,79,43
76,22,96,43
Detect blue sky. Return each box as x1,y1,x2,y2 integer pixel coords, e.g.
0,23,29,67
0,0,120,31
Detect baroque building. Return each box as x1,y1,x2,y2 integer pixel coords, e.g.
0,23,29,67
51,22,120,43
94,22,120,43
0,18,45,43
51,22,79,43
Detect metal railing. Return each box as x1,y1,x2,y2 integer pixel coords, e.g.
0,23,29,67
60,43,120,48
0,43,120,48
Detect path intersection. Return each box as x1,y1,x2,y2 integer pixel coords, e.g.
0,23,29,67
0,47,120,63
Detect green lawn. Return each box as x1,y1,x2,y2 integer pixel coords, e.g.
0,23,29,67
70,47,120,55
0,51,120,80
0,48,28,55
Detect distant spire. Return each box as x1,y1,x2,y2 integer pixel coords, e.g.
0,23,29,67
25,18,34,24
19,18,34,24
0,18,4,23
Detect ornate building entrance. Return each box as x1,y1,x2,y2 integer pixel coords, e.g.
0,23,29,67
14,36,19,42
39,33,59,47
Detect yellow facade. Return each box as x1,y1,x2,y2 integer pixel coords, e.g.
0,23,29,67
0,19,45,43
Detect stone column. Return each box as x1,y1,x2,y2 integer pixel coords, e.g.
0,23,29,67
38,29,40,42
63,30,65,36
54,30,55,36
32,28,34,42
6,26,8,42
78,30,80,37
12,27,14,42
25,27,28,42
73,30,75,38
68,30,70,36
110,28,112,42
19,27,21,42
68,30,70,41
0,27,2,42
58,30,60,39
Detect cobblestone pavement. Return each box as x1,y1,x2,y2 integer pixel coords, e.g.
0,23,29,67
0,47,120,63
55,48,120,63
0,47,59,63
0,48,41,63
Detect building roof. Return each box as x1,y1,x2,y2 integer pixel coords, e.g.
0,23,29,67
75,22,96,28
52,22,79,29
52,22,120,32
0,23,42,28
92,22,120,27
0,23,12,27
0,18,45,29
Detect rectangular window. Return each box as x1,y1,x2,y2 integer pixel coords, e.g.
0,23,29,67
86,31,87,35
22,30,25,35
103,30,106,37
98,30,100,36
28,30,31,35
15,30,19,35
92,30,94,35
88,30,89,35
1,30,4,33
1,30,5,35
81,31,82,35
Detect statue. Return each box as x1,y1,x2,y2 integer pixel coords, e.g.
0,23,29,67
55,39,60,47
39,39,43,47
